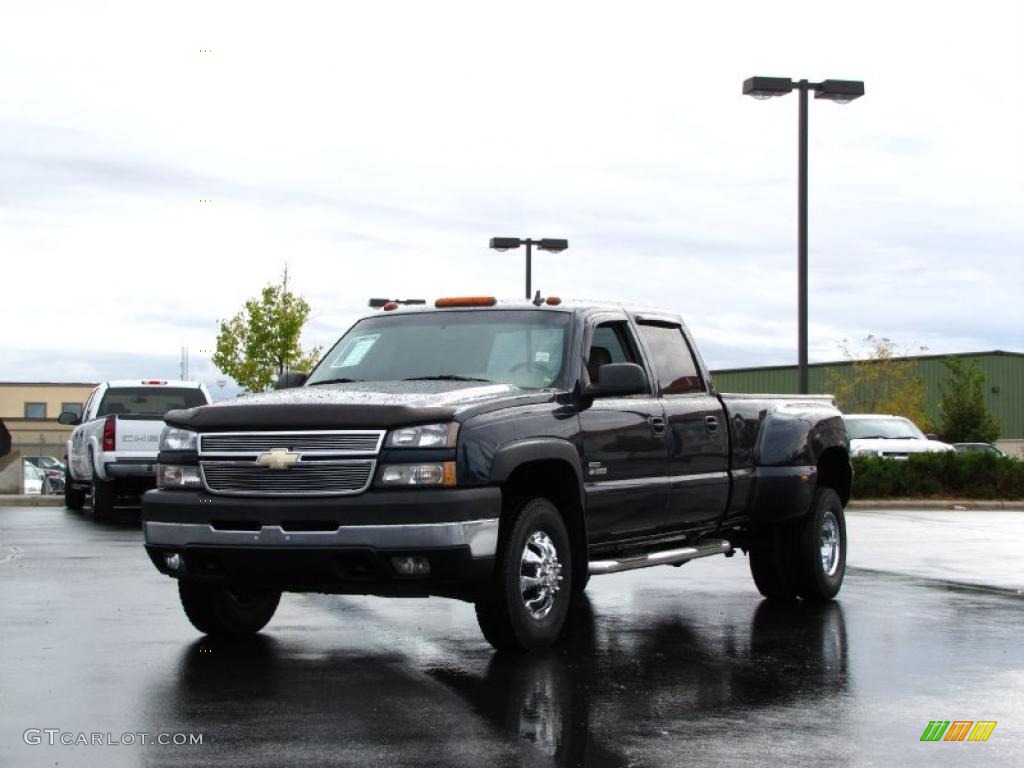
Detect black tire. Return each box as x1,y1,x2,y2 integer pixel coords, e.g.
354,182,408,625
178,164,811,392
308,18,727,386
91,464,115,521
178,581,281,635
748,523,799,600
64,477,86,510
475,498,573,652
793,488,846,601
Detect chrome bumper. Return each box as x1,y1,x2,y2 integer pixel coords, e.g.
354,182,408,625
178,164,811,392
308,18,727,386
143,519,500,559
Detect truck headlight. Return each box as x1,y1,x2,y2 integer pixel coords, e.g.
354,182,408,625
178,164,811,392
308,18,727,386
377,462,456,487
853,448,880,458
160,427,198,452
156,464,202,489
386,423,459,448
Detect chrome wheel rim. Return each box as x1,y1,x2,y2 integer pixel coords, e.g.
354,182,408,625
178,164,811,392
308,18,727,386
820,511,841,577
520,531,563,620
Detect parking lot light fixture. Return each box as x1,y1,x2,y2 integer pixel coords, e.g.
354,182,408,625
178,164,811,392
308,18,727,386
742,76,795,100
489,236,570,299
816,79,865,104
742,74,865,394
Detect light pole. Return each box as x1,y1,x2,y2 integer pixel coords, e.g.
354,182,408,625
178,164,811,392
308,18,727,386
743,76,865,394
489,237,569,299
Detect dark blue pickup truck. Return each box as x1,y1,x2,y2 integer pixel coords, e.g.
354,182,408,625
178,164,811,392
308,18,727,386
143,297,851,651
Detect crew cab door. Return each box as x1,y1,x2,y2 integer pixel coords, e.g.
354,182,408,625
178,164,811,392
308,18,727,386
578,315,670,543
69,386,99,480
634,318,729,531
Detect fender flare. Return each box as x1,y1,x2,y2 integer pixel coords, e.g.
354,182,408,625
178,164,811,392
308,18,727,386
87,438,105,481
488,438,589,591
488,438,585,498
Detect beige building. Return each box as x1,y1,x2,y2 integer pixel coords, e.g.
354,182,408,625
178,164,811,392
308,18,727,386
0,382,97,459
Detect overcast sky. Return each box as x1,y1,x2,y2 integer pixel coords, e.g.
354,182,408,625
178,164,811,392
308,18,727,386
1,0,1021,396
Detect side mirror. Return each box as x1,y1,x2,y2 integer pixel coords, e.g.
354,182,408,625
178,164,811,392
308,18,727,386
925,433,939,441
585,363,648,397
58,411,80,426
274,371,308,390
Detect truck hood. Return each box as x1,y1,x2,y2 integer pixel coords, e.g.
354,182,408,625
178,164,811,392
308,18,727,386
164,380,552,431
850,437,954,455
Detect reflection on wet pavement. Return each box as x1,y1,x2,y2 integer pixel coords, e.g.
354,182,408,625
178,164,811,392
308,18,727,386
1,507,1021,767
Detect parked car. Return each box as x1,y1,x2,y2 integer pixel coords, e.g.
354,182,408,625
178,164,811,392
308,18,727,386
144,296,852,651
61,380,212,518
844,414,955,459
23,463,45,495
25,455,67,474
24,456,66,493
953,442,1007,457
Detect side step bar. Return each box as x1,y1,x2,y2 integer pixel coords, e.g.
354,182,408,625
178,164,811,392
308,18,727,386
589,539,732,576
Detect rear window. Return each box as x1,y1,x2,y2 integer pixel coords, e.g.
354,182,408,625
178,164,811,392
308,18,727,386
96,387,207,418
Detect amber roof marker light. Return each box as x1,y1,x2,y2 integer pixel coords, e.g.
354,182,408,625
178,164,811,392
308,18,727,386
489,237,569,299
434,296,498,308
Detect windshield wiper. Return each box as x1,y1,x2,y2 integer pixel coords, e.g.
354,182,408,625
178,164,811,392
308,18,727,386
307,378,363,386
404,375,494,383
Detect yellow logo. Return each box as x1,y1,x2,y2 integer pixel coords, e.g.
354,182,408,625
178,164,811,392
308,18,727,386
256,448,301,470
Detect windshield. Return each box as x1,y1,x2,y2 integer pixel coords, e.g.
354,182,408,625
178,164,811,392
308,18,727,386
306,310,573,390
844,417,924,440
96,387,207,418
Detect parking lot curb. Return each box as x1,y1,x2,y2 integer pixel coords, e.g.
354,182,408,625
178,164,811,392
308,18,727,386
848,499,1024,511
0,495,65,507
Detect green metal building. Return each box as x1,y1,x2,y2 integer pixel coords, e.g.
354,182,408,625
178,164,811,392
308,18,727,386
710,350,1023,452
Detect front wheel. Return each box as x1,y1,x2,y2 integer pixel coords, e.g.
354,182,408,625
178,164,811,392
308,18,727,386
475,498,573,652
178,582,281,635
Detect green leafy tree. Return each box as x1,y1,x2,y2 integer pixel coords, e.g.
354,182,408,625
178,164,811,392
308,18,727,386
936,358,999,443
213,270,322,393
826,335,931,427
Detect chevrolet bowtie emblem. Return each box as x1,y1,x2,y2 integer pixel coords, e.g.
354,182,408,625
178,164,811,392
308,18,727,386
256,448,301,470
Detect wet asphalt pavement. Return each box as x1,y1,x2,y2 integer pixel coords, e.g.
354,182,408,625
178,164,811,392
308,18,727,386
1,506,1021,767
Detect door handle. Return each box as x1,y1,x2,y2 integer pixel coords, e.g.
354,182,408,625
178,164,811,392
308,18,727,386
649,416,667,436
704,416,719,433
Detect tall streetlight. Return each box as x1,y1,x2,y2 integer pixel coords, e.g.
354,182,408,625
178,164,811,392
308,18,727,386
489,237,569,299
743,76,865,394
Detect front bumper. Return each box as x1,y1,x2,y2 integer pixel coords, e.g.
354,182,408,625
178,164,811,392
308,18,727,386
142,486,501,597
143,518,498,557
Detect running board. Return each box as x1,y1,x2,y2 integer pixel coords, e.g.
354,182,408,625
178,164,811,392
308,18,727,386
588,539,732,575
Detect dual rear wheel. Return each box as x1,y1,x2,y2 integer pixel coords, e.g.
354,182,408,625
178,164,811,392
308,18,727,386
749,487,846,601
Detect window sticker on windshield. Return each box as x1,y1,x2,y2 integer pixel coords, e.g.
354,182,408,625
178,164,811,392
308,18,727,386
330,335,380,368
534,351,551,363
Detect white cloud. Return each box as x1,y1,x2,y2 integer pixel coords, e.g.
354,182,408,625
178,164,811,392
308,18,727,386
1,0,1021,385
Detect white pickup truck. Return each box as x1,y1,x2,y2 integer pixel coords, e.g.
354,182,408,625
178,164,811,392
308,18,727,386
61,380,210,517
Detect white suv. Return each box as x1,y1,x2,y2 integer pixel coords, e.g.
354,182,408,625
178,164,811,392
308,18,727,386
844,414,955,459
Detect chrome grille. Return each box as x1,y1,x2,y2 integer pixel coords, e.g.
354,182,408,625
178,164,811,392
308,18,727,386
199,431,384,456
201,460,375,496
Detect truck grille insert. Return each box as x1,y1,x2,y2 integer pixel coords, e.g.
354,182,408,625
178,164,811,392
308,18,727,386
199,431,384,456
201,460,376,496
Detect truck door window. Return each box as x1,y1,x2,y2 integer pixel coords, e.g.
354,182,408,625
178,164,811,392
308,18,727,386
587,322,640,382
636,323,704,395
